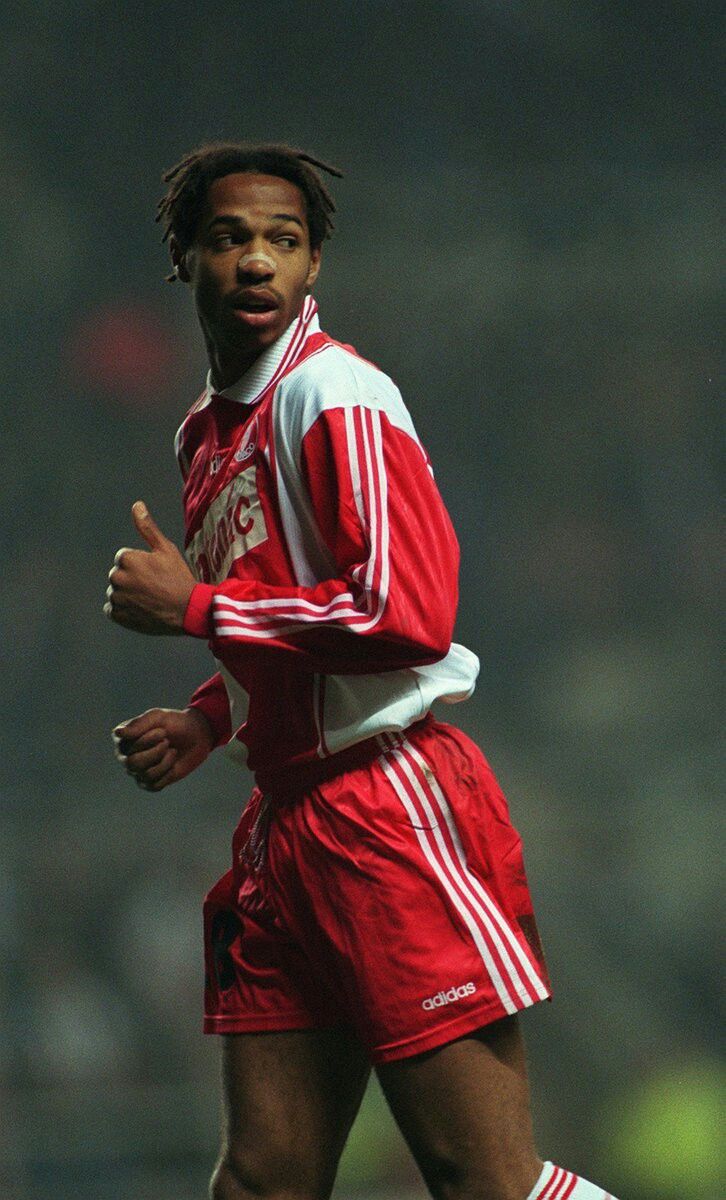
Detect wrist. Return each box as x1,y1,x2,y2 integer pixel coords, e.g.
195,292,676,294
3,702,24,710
184,705,216,751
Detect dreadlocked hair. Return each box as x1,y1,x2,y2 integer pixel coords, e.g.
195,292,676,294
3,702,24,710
156,141,343,281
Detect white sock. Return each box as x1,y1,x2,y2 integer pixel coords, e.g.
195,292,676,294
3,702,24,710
526,1160,619,1200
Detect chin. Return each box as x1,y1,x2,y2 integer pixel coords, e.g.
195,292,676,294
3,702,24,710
257,324,284,349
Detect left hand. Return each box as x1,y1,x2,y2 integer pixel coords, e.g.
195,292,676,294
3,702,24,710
104,501,196,635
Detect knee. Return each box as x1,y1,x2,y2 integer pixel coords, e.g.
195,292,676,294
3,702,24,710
209,1153,268,1200
209,1150,332,1200
209,1155,242,1200
209,1154,273,1200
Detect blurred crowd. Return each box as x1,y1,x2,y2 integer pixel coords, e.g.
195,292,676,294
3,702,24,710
1,3,721,1197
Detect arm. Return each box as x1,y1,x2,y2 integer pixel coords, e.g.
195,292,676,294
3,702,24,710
183,403,460,675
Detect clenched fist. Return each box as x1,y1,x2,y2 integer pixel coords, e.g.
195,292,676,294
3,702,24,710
113,707,215,791
105,501,196,634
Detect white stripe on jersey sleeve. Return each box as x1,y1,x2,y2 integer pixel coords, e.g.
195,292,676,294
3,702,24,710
214,402,389,639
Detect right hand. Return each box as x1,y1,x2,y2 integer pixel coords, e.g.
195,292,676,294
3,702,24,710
112,707,215,791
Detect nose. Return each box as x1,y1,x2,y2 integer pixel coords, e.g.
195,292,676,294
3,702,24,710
237,249,276,279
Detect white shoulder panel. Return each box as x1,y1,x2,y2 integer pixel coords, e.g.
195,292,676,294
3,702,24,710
269,343,424,587
274,343,422,460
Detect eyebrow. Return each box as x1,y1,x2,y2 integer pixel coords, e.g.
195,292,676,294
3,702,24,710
207,213,304,231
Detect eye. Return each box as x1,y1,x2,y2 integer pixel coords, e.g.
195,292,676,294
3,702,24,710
275,235,298,248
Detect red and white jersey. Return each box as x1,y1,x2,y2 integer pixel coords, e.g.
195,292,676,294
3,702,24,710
179,296,479,777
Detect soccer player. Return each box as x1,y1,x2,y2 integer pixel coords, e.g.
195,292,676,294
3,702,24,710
106,143,619,1200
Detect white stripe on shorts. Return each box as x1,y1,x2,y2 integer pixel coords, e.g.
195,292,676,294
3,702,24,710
402,738,549,1004
379,739,516,1014
379,733,548,1013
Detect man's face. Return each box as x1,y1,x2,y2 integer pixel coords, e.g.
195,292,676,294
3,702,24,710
177,172,321,376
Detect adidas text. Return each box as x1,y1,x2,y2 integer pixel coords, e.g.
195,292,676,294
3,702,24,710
421,982,476,1010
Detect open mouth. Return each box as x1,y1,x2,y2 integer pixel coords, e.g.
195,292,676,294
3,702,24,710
230,295,281,330
232,292,279,313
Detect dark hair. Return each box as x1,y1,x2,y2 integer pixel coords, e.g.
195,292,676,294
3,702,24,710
157,141,343,280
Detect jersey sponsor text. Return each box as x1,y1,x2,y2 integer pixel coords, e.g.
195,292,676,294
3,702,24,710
187,466,267,583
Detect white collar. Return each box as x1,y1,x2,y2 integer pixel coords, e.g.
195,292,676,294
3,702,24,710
202,295,320,408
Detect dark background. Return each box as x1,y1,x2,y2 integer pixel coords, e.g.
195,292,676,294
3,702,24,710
1,2,722,1197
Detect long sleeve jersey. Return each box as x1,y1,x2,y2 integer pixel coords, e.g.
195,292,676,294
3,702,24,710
179,296,479,776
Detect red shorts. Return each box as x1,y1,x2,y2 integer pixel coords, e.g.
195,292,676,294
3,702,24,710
203,717,551,1063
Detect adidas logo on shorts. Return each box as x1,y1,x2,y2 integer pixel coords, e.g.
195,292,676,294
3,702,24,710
421,982,476,1010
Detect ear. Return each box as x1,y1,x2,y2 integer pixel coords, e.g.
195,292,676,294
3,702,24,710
169,236,191,283
306,246,322,290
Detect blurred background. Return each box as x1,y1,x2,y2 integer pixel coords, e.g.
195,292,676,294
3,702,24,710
1,2,722,1197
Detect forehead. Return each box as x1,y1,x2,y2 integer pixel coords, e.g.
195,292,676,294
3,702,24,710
201,172,308,226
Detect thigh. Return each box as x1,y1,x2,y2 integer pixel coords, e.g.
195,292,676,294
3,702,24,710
217,1027,370,1199
376,1015,541,1200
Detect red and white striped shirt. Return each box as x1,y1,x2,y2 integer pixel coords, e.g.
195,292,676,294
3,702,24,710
179,296,479,776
